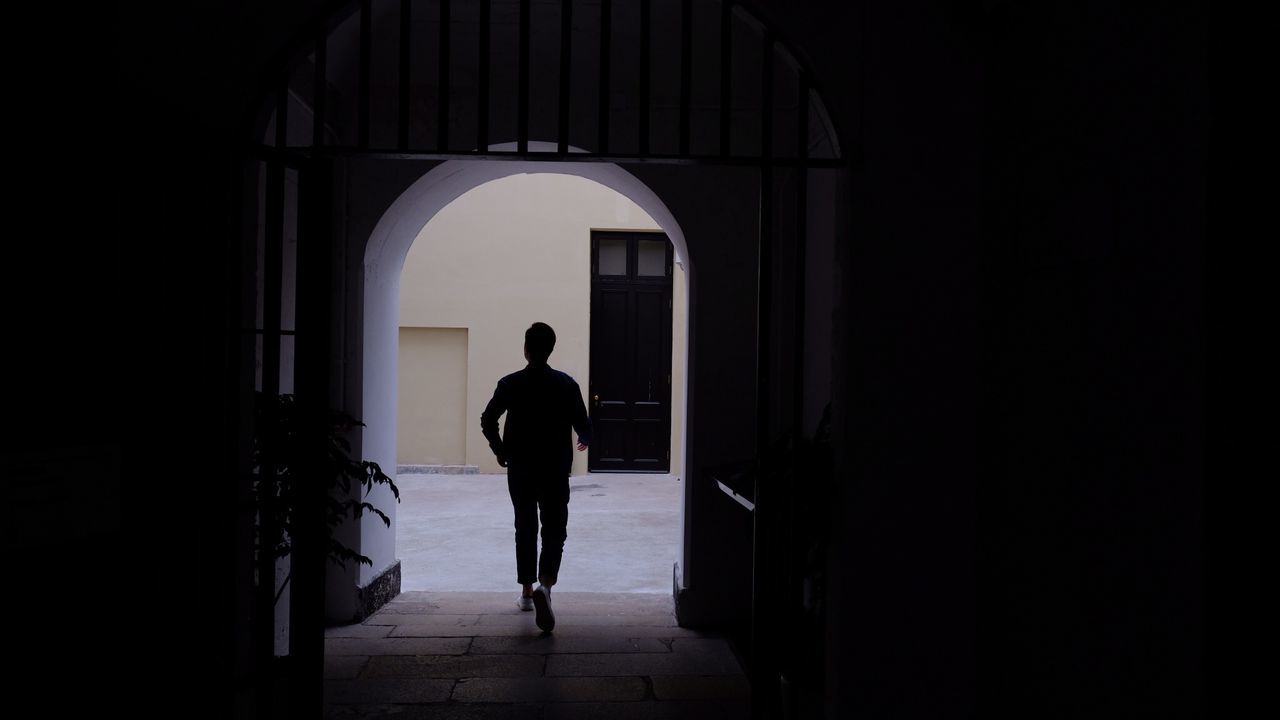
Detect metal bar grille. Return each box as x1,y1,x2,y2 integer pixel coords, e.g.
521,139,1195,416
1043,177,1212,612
398,0,412,150
558,0,573,153
679,0,692,156
248,142,841,167
313,35,327,146
518,0,531,152
760,29,772,160
478,0,491,150
438,0,452,150
751,159,775,718
755,175,772,452
252,143,843,167
255,79,288,705
793,73,809,433
639,0,651,155
358,0,371,149
253,0,841,169
597,0,612,153
719,1,732,157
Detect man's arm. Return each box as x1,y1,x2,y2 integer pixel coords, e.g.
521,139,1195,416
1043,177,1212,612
570,382,591,451
480,379,510,466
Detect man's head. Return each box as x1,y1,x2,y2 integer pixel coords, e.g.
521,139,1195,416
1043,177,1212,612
524,322,556,364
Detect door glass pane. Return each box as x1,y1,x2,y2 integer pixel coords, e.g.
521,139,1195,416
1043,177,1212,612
598,238,627,275
637,238,667,276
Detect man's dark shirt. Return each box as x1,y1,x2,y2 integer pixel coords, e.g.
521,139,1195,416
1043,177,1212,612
480,363,592,477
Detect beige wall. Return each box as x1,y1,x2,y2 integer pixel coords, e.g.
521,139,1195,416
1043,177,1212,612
398,327,468,465
398,173,688,476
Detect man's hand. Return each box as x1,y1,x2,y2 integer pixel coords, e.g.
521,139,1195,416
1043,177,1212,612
576,440,588,452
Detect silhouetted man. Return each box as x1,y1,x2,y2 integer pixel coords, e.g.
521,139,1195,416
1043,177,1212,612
480,322,591,632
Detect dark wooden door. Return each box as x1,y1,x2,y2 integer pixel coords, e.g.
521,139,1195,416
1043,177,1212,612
589,231,674,472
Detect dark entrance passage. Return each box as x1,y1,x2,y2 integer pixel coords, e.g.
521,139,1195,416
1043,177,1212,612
238,0,845,715
588,231,674,472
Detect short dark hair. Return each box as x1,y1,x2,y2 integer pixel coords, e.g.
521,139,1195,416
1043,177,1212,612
525,322,556,363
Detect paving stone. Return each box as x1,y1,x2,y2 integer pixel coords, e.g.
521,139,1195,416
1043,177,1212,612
650,675,751,701
389,624,517,638
469,635,670,655
362,654,544,679
388,593,533,614
325,703,543,720
394,592,674,616
527,601,676,617
668,639,744,668
371,603,445,615
546,645,742,677
476,613,678,628
421,706,546,720
326,624,394,639
324,678,455,704
389,623,705,639
325,704,397,720
324,656,370,680
322,592,746,712
522,595,673,613
386,592,441,603
529,625,706,639
363,613,480,627
557,625,706,638
450,676,646,703
325,637,472,656
543,700,751,720
541,605,676,618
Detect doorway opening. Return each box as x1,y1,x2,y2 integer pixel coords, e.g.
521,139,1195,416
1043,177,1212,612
589,230,676,473
384,169,690,593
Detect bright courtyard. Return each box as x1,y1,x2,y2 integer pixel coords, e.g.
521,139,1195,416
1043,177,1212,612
395,472,683,594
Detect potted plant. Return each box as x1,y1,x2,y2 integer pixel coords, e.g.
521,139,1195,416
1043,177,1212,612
252,392,400,603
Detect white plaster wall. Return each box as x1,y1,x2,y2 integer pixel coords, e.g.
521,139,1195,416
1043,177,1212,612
397,173,687,476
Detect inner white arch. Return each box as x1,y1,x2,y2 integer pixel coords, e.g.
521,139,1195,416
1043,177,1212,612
359,144,692,585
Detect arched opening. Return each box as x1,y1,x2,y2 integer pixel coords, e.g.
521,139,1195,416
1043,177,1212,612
354,148,693,603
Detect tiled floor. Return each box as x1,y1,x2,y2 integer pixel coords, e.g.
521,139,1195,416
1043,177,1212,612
324,591,750,719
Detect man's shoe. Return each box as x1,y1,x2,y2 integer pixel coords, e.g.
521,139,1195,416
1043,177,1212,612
517,594,534,611
531,584,555,632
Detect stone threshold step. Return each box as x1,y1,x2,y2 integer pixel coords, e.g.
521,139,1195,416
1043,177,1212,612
396,464,480,475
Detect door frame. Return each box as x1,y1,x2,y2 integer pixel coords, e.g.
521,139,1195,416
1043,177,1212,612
588,230,675,473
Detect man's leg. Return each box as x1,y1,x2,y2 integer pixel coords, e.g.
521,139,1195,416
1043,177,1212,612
529,475,567,631
536,475,571,588
506,472,539,589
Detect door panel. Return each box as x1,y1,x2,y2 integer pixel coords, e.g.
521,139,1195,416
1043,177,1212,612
589,232,673,473
632,417,667,468
596,289,630,399
634,288,665,400
594,417,629,463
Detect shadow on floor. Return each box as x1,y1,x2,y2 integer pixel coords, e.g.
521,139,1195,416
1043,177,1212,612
324,591,750,719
